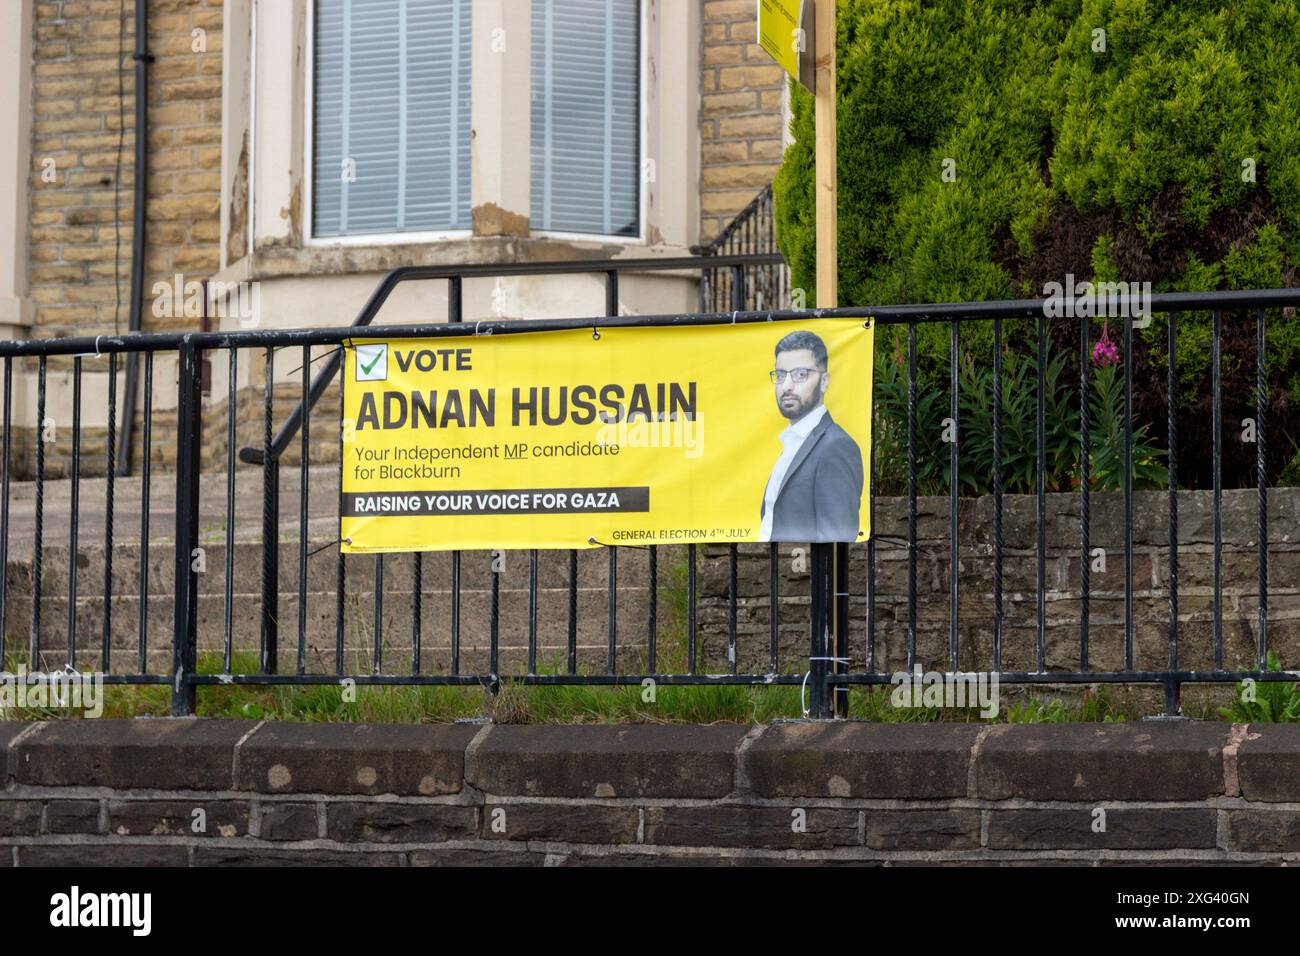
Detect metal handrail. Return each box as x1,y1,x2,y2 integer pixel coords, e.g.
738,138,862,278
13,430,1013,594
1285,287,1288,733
693,184,775,256
2,286,1294,359
235,253,785,466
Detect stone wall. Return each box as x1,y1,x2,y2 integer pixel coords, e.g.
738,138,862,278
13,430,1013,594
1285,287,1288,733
699,0,786,244
2,486,1294,687
29,0,224,339
4,362,342,480
22,0,225,480
699,489,1300,680
1,719,1297,865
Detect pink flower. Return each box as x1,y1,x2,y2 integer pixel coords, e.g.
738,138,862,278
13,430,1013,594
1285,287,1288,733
1093,320,1119,366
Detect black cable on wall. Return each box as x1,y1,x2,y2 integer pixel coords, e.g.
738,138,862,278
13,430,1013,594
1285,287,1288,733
116,0,149,477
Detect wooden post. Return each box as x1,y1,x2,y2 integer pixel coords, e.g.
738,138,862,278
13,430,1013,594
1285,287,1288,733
814,0,836,311
757,0,844,717
813,0,846,717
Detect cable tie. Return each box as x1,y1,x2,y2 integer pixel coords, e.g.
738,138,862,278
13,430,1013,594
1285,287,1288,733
800,659,851,719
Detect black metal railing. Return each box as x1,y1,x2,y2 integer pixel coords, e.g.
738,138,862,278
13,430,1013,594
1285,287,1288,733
696,185,790,313
0,286,1295,719
238,255,783,679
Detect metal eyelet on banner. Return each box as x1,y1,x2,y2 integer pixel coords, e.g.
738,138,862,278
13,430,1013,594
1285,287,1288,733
592,317,601,340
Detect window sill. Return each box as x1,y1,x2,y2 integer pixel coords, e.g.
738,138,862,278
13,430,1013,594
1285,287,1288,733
216,235,693,285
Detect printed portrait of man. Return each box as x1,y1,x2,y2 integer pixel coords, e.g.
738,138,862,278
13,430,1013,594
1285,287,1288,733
758,329,864,542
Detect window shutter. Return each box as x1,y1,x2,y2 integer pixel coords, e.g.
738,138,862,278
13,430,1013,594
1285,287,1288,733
313,0,471,238
531,0,640,237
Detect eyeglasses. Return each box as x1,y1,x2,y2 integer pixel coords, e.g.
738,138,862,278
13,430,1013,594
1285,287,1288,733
769,368,821,385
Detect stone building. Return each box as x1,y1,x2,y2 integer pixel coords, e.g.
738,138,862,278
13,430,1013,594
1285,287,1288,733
0,0,791,477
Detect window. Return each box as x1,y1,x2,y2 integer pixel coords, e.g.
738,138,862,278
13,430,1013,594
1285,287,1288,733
531,0,640,237
311,0,471,239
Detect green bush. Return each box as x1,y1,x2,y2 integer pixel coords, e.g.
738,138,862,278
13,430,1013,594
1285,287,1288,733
873,339,1167,496
774,0,1300,487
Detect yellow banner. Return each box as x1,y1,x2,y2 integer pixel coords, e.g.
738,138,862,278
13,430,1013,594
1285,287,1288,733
757,0,804,83
340,318,872,552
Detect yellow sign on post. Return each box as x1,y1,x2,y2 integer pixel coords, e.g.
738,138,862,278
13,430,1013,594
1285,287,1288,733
340,319,872,552
757,0,814,90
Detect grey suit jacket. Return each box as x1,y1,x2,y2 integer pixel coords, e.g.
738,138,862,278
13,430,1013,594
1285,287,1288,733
759,410,864,542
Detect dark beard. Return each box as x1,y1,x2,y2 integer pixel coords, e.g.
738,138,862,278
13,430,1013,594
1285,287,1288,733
780,396,821,421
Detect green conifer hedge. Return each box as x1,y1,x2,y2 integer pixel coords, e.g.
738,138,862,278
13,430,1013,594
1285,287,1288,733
773,0,1300,486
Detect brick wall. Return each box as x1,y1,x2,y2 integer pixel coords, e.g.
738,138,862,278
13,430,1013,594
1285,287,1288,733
2,719,1297,865
699,0,786,244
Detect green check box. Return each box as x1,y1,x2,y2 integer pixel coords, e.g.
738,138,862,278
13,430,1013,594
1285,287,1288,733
355,344,387,382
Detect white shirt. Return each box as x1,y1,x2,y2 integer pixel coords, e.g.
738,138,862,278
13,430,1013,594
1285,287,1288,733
760,403,827,541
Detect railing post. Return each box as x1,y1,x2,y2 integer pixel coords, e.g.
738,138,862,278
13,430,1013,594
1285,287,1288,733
1163,679,1182,719
730,264,746,312
448,275,462,323
808,542,833,718
262,455,279,674
604,270,619,319
171,341,201,716
260,344,279,676
833,540,849,717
